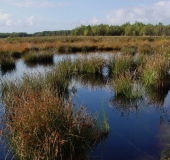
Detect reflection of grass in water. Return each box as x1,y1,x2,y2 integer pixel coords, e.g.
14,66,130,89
72,73,109,89
109,95,146,115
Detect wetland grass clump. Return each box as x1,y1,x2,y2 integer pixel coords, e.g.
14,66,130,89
109,54,136,76
10,51,22,59
0,56,16,73
74,55,106,75
1,70,109,160
24,51,54,64
141,54,169,88
112,72,142,99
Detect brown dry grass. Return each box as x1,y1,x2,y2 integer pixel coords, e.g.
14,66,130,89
0,36,169,55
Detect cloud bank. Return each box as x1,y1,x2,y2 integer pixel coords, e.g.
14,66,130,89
105,1,170,25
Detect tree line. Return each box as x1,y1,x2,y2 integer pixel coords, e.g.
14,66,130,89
1,22,170,38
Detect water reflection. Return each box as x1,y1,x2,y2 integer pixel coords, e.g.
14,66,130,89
71,73,110,90
109,95,147,116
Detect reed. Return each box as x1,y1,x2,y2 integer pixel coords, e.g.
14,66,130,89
109,54,136,76
1,71,109,160
141,54,169,88
24,51,54,64
0,56,15,72
73,55,105,75
112,72,142,99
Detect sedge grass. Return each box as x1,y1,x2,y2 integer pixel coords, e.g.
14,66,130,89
0,56,15,73
1,69,109,160
141,54,169,88
112,72,142,99
109,54,136,76
74,55,106,75
24,51,54,64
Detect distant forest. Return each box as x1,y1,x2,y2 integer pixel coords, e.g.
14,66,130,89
1,22,170,38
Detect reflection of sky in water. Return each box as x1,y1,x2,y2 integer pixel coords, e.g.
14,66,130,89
72,85,165,160
1,52,170,159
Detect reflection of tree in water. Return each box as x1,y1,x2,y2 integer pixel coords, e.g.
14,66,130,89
108,95,147,116
72,73,110,90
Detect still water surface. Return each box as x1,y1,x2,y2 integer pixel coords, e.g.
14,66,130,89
1,52,170,160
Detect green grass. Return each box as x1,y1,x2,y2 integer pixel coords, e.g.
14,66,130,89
109,54,136,76
112,72,142,99
74,55,105,75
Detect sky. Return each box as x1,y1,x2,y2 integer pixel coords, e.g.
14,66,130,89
0,0,170,33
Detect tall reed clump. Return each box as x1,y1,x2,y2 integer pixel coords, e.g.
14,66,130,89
141,54,169,88
24,51,54,64
0,56,15,72
112,72,142,99
74,55,105,75
1,71,109,160
109,54,136,76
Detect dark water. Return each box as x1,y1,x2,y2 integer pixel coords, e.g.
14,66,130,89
1,52,170,160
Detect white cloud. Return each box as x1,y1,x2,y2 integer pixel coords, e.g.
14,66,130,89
0,11,15,27
25,16,35,26
105,0,170,25
0,11,36,28
81,17,101,25
8,0,71,8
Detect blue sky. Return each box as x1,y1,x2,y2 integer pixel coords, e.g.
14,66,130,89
0,0,170,33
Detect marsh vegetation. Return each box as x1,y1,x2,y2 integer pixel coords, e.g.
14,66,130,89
0,36,170,159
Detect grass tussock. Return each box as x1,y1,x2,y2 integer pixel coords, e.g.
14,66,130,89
141,54,169,88
74,55,105,74
109,54,136,76
24,51,54,64
0,56,15,72
112,72,142,99
1,70,109,160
